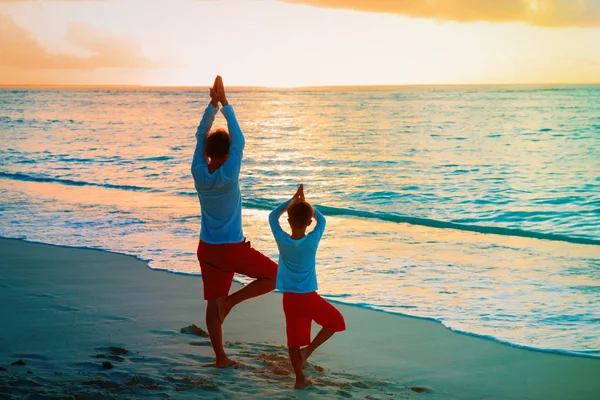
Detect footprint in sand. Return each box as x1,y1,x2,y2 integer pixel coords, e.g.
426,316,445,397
102,361,115,370
28,292,56,298
149,329,179,336
91,346,130,363
201,361,246,369
107,347,129,356
99,315,135,322
166,374,219,392
51,304,81,312
409,385,433,393
11,353,50,361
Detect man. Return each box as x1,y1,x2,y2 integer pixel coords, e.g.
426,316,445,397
191,76,277,368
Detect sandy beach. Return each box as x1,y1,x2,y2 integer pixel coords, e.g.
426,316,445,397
1,238,599,399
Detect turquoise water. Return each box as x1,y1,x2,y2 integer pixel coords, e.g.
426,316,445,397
1,85,599,356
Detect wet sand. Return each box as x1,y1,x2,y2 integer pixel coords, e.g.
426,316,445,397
0,238,598,399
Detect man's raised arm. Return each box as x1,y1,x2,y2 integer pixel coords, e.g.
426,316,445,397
214,76,245,154
221,105,245,154
191,78,220,179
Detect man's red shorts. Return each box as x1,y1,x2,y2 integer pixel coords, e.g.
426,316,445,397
197,240,277,300
282,291,346,348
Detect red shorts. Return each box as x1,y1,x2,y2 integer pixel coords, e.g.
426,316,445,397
197,240,277,300
282,291,346,348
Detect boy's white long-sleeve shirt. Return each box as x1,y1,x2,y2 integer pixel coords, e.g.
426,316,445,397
269,198,326,293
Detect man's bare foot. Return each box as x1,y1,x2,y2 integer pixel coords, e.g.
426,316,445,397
215,357,237,368
216,296,232,324
299,347,311,368
294,378,312,389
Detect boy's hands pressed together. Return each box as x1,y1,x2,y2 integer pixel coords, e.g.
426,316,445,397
285,184,304,212
293,184,305,203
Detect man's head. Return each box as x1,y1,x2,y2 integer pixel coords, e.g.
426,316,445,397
205,128,230,161
287,200,314,230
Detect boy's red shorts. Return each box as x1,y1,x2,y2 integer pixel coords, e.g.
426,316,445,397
197,240,277,300
282,291,346,348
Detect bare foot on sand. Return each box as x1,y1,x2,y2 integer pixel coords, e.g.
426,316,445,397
294,378,312,389
215,357,237,369
216,297,232,324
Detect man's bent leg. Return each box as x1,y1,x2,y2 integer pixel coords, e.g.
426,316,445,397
219,277,276,320
218,242,277,322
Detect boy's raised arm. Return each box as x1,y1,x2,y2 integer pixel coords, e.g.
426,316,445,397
310,207,327,242
269,185,305,238
269,198,293,238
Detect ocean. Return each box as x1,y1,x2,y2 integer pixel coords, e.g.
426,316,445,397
1,85,599,357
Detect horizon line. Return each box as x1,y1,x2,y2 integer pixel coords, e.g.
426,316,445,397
1,82,599,90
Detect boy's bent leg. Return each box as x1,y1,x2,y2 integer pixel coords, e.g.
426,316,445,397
300,328,334,364
301,292,346,363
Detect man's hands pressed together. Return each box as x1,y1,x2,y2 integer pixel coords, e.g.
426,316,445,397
210,75,228,108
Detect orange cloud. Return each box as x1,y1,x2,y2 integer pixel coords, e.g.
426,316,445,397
279,0,600,27
0,14,156,69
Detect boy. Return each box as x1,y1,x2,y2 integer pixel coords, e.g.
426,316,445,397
192,76,277,368
269,184,346,389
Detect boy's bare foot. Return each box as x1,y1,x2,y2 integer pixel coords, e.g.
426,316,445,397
294,378,312,389
216,296,232,324
215,357,237,368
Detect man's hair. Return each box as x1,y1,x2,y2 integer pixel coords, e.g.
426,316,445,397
287,200,314,228
206,128,230,159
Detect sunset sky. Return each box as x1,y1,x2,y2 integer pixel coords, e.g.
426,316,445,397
1,0,599,87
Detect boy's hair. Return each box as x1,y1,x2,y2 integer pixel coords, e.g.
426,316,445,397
206,128,230,159
287,200,314,228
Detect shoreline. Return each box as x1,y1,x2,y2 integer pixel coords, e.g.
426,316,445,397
2,173,598,246
2,235,599,361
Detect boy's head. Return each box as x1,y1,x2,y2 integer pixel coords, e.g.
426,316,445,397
206,128,230,161
287,200,314,230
